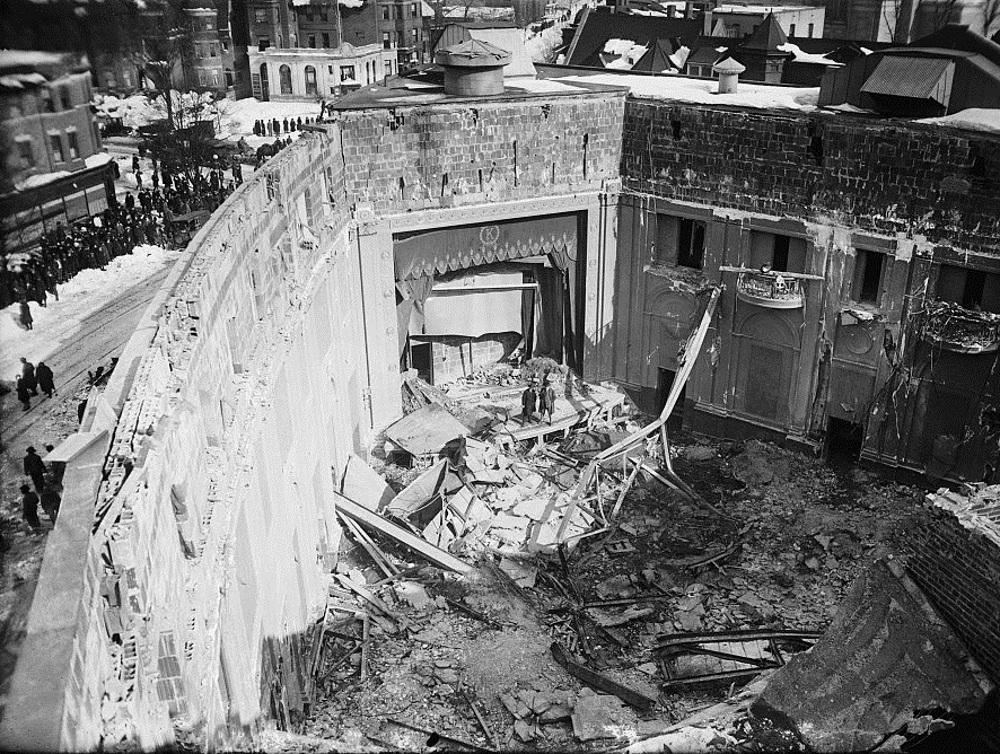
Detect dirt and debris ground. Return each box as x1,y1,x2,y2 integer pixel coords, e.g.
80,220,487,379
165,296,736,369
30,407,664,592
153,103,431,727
303,424,924,751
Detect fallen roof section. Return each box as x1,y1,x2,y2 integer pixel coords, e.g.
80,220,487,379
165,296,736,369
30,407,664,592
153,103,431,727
752,558,993,751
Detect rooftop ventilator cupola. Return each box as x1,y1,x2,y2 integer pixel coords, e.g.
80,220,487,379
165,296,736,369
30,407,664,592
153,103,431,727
435,39,512,97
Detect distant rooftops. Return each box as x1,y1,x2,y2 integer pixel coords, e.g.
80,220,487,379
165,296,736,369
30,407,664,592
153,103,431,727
819,24,1000,116
0,50,89,92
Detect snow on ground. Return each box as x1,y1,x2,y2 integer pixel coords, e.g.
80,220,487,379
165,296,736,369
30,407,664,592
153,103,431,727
917,108,1000,134
0,245,180,380
94,90,218,130
558,71,820,110
213,97,324,140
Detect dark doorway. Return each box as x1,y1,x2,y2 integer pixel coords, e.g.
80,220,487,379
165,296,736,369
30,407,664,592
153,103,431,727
657,368,685,429
411,342,432,383
826,417,864,467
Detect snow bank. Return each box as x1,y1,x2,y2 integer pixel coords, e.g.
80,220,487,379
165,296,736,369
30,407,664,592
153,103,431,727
524,23,566,63
917,108,1000,134
558,71,819,110
0,244,181,379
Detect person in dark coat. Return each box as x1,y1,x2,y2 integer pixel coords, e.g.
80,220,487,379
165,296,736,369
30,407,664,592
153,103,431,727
40,486,61,524
20,485,42,532
19,300,32,330
282,117,289,133
24,446,46,491
296,116,302,130
36,361,55,397
15,376,31,411
521,381,538,424
539,374,557,425
20,357,38,395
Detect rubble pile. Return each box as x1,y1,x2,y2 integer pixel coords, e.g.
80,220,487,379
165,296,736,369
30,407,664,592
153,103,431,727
300,368,923,750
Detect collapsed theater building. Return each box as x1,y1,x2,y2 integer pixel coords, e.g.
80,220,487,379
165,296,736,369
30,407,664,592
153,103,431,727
4,33,1000,753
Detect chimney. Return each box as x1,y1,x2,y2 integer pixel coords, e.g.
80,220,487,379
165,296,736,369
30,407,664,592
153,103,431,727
712,56,746,93
435,39,511,97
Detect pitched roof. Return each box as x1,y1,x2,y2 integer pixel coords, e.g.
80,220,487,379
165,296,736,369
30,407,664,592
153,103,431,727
860,55,953,102
564,7,702,67
915,23,1000,67
632,38,677,72
741,12,787,51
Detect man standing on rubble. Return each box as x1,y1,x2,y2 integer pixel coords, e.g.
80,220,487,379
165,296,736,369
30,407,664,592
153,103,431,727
521,380,538,424
539,374,556,425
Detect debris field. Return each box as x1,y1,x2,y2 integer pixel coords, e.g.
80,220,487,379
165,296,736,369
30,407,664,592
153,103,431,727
292,363,922,752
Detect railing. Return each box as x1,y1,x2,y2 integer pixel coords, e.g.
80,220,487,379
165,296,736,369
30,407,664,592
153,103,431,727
736,271,804,309
922,300,1000,354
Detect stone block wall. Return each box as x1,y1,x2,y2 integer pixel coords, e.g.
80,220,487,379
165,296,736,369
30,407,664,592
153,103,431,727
335,91,626,216
906,486,1000,685
1,126,403,751
621,100,1000,254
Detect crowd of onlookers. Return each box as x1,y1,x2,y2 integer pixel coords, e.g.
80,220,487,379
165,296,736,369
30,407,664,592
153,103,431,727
2,153,244,323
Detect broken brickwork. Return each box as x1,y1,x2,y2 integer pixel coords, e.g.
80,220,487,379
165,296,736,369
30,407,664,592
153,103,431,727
906,486,1000,684
335,91,626,214
621,100,1000,252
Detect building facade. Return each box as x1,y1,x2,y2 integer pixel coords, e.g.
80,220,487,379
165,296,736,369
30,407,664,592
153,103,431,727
248,44,394,99
615,98,1000,480
1,51,113,251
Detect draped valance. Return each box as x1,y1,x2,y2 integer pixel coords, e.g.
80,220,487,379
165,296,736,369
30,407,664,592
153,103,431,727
393,212,578,281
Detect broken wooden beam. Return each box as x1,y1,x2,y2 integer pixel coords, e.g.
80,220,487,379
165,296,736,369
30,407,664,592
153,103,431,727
334,574,407,633
385,718,491,752
464,690,498,750
339,512,397,579
610,457,643,520
444,597,504,629
335,492,473,574
550,642,657,711
655,629,821,648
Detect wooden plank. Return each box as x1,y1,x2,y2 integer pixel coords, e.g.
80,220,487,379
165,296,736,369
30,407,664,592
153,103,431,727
339,512,397,579
335,492,473,574
550,642,657,711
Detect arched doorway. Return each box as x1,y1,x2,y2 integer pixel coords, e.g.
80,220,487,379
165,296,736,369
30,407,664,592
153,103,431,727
259,63,269,100
304,65,317,96
279,64,292,95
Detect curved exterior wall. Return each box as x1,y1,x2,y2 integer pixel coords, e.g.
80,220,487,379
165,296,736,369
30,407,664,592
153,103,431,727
0,126,402,751
1,86,627,752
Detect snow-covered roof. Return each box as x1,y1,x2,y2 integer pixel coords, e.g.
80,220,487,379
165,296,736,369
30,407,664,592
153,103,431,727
556,70,819,110
778,42,842,66
713,4,815,13
916,107,1000,134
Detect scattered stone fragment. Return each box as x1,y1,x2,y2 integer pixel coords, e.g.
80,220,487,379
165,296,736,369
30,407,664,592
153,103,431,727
571,688,635,742
684,445,717,462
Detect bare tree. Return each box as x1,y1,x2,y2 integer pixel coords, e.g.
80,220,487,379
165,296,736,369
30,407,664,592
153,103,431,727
88,0,195,130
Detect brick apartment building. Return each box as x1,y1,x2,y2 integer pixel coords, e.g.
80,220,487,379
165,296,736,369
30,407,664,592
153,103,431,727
245,0,431,74
0,50,114,252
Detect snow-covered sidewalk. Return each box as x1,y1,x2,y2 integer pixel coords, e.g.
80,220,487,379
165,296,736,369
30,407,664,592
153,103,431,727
0,244,181,382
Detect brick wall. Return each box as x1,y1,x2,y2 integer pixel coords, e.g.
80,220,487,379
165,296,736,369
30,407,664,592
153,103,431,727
621,100,1000,254
336,90,626,215
905,486,1000,684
